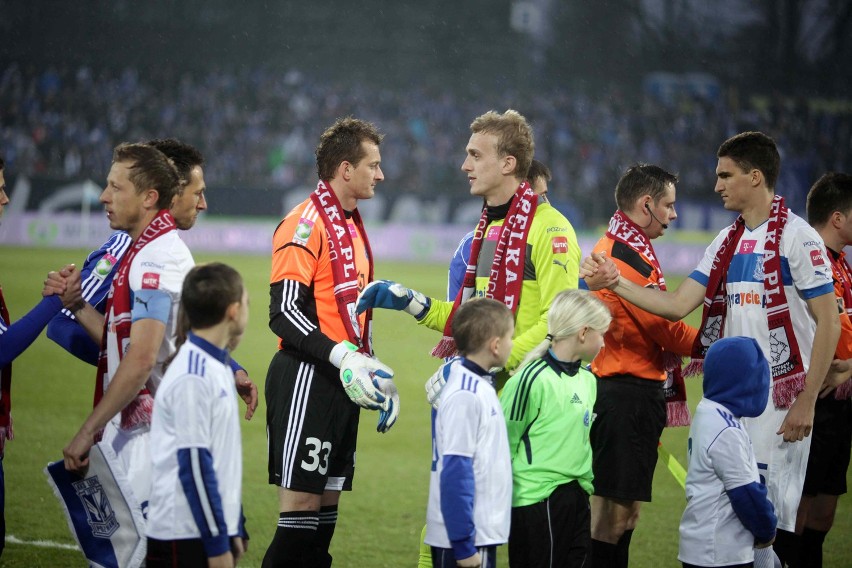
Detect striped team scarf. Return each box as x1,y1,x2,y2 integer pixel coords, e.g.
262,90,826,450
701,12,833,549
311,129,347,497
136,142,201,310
686,195,805,408
432,182,537,358
310,180,374,354
0,286,12,454
829,248,852,400
94,209,176,435
605,210,691,426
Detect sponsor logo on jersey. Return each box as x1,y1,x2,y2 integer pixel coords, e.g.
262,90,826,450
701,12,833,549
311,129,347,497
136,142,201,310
93,254,118,279
552,236,568,254
546,226,567,233
739,239,757,254
570,393,582,404
553,258,570,273
72,476,119,538
810,249,825,266
141,272,160,289
141,261,165,270
348,222,358,239
293,218,315,245
726,289,766,308
486,226,501,240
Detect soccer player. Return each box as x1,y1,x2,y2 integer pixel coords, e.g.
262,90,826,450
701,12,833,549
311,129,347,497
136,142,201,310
583,164,698,567
146,263,249,568
46,138,257,418
426,298,514,568
62,143,189,522
582,132,840,567
679,337,778,568
791,172,852,567
501,289,611,567
358,110,580,391
0,155,82,557
262,117,398,568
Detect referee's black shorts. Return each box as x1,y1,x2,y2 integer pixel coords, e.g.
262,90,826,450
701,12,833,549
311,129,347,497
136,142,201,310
508,480,590,568
803,395,852,496
147,538,209,568
590,375,666,502
265,350,359,494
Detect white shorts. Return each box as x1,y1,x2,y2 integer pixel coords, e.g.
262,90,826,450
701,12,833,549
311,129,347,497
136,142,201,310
103,421,152,518
742,402,812,532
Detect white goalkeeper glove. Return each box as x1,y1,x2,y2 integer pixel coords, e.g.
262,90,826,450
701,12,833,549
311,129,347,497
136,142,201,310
374,376,400,433
330,341,393,410
356,280,431,319
425,358,458,409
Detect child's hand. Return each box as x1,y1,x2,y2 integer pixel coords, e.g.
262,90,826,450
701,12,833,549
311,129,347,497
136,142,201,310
755,535,776,549
456,552,481,567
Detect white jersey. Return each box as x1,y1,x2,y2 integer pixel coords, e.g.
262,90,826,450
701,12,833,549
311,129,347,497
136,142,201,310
679,399,761,566
146,335,243,541
690,211,833,530
425,358,512,549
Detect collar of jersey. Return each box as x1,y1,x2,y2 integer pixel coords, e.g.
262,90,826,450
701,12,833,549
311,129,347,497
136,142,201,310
544,349,581,376
459,357,494,384
188,332,231,365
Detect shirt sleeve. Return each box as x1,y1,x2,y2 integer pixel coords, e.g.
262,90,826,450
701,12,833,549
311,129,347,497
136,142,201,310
447,232,473,301
0,295,63,367
785,222,834,299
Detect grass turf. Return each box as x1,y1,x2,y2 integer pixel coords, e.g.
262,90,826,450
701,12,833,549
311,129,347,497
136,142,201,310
0,245,849,567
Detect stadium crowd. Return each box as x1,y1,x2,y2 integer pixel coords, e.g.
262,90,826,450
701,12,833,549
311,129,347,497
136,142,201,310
1,63,851,223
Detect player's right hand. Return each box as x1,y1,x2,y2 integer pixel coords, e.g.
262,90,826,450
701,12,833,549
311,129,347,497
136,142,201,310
208,550,235,568
63,429,93,476
425,358,457,409
356,280,431,319
331,342,391,409
456,551,482,567
580,252,620,290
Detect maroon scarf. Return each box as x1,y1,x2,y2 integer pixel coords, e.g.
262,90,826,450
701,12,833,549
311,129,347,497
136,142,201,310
310,181,374,354
606,210,691,426
432,182,537,358
0,286,12,453
94,210,176,433
686,195,805,408
830,249,852,400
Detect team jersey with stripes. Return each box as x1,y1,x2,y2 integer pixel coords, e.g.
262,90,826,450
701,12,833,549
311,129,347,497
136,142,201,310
500,352,596,506
422,202,580,373
146,333,243,553
269,197,370,366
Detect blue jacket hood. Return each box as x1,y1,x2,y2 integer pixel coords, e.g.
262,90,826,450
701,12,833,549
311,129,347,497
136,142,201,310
702,336,769,418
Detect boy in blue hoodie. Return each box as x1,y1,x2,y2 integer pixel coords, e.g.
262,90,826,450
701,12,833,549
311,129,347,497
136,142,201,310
679,337,778,568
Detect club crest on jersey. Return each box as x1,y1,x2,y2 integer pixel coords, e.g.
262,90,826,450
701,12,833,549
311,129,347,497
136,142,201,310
293,218,315,245
93,253,118,279
810,249,825,266
72,476,119,538
141,272,160,290
584,409,591,427
551,236,568,254
753,256,765,281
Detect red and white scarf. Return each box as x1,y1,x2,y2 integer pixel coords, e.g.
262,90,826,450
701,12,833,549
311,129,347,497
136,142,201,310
0,286,13,454
310,181,374,354
94,210,176,433
686,195,805,408
830,249,852,400
432,182,537,358
606,210,691,426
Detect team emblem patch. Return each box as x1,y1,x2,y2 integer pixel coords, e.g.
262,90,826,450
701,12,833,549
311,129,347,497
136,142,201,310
93,253,118,279
293,218,315,245
551,236,568,254
73,476,119,538
810,249,825,266
141,272,160,290
583,409,591,427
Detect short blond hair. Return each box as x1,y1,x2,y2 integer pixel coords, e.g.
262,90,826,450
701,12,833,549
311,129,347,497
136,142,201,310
470,109,534,180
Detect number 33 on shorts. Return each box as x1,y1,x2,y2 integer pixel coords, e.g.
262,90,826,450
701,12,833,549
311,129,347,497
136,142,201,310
301,437,331,475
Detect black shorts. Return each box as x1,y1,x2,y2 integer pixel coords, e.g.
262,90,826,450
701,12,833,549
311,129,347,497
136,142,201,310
802,395,852,496
266,350,359,494
590,375,666,502
509,480,590,568
432,546,497,568
147,538,208,568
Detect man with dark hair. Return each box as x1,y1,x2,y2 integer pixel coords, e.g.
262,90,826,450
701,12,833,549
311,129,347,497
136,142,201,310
0,155,82,558
583,164,697,567
792,172,852,567
582,132,840,567
263,117,397,567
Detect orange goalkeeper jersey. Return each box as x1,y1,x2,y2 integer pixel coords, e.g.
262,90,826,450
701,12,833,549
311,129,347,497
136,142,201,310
589,235,697,381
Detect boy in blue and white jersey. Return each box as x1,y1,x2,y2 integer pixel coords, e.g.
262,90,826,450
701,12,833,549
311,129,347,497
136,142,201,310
425,298,514,568
146,262,249,567
679,337,778,568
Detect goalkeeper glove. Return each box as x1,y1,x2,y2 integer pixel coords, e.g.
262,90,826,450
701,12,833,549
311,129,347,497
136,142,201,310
374,375,400,433
330,341,393,410
425,358,458,409
356,280,431,319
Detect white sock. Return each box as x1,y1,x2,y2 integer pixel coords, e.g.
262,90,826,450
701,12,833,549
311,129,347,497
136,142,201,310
754,546,782,568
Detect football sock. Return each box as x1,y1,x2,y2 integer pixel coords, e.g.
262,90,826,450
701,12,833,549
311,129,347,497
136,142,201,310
315,505,338,568
799,528,827,567
616,529,634,567
754,546,782,568
773,529,799,566
261,511,319,568
591,538,618,567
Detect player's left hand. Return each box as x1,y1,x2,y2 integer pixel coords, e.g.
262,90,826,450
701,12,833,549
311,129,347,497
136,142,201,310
63,428,94,476
374,375,400,433
0,414,14,457
580,252,620,291
234,369,258,420
777,394,815,442
819,358,852,398
356,280,431,318
425,358,457,409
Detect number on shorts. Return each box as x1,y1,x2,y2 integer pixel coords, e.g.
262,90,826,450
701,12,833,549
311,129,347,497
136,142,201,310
301,437,331,475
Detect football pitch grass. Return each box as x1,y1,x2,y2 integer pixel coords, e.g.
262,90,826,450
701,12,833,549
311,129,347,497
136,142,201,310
0,246,849,567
